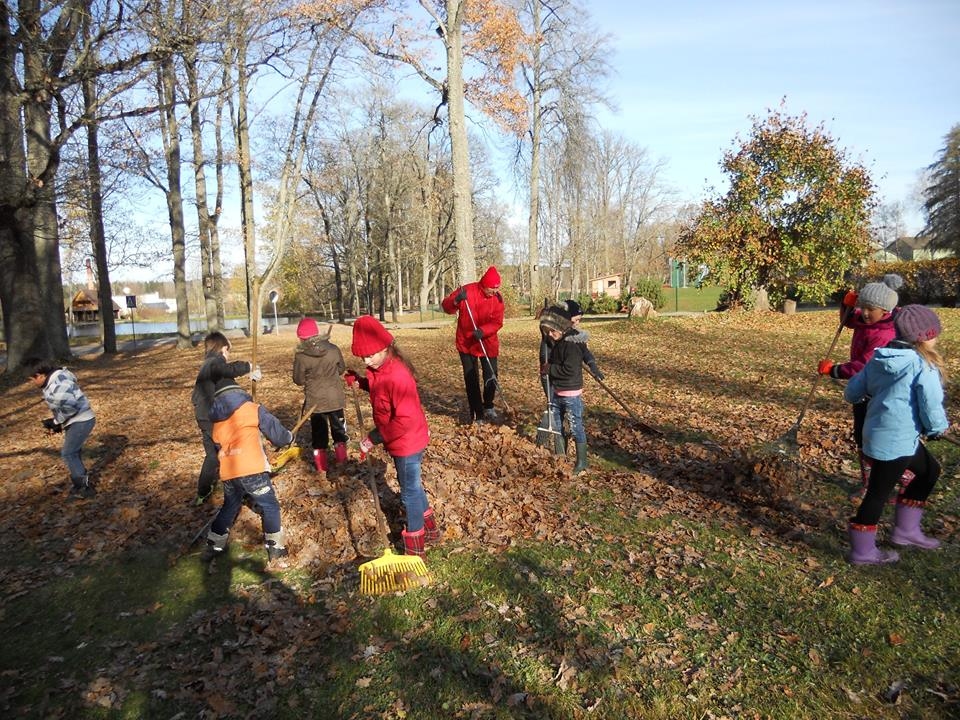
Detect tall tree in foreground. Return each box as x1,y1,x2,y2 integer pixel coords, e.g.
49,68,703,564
677,105,876,308
921,123,960,255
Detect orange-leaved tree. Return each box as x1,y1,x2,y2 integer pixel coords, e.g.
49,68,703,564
677,104,876,309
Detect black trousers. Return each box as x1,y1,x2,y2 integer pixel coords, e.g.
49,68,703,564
459,352,498,420
310,409,348,450
853,442,940,526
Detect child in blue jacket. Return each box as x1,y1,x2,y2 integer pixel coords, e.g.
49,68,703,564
843,305,950,565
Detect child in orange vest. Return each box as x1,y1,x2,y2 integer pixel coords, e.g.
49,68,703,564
201,381,293,565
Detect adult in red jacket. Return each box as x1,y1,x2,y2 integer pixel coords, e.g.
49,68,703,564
345,316,438,557
441,266,505,423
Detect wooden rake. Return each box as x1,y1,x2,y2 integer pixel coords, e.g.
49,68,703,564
349,383,430,595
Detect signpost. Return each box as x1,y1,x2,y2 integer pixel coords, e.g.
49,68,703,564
123,287,137,350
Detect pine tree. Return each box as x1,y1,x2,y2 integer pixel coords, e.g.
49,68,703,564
921,124,960,255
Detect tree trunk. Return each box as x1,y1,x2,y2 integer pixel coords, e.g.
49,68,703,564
525,0,542,313
83,69,117,355
444,0,476,285
158,57,192,349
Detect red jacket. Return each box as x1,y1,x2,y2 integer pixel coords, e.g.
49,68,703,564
835,307,897,380
362,356,429,457
441,282,504,357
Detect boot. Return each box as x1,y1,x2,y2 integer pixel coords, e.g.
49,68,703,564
264,531,289,566
573,442,588,475
847,524,899,565
69,473,96,500
202,530,229,562
313,449,328,474
402,528,426,557
423,508,440,543
333,442,348,465
890,502,941,549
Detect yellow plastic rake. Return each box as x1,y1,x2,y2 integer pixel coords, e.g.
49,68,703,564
350,384,430,595
269,405,316,473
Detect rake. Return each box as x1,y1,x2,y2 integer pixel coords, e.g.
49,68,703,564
535,363,564,454
587,369,663,437
270,404,316,472
349,383,430,594
766,306,851,457
460,297,514,421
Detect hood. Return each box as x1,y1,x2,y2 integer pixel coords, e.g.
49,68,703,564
298,336,330,357
564,329,590,344
209,388,252,422
868,344,922,385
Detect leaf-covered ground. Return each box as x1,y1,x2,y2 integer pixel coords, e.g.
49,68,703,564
1,310,958,718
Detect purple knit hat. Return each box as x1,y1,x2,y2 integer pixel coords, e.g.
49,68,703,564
894,305,941,343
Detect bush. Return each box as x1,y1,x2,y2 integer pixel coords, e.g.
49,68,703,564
587,294,620,314
848,258,959,307
628,278,666,311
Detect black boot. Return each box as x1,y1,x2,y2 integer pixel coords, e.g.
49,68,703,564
69,473,96,500
573,442,588,474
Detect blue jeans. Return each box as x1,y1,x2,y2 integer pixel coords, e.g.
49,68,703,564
211,473,282,536
553,395,586,443
393,450,428,532
63,418,95,483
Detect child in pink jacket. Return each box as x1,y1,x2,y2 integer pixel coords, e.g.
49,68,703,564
819,273,902,495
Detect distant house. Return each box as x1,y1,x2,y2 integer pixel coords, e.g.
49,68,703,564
70,289,120,323
589,273,624,297
877,235,953,262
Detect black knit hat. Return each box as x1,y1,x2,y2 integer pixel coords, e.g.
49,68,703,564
561,299,583,319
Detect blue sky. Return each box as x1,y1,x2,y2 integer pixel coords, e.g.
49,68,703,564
588,0,960,232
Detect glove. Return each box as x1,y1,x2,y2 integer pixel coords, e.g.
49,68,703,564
589,365,605,381
42,418,63,433
473,328,483,341
817,359,834,376
358,434,375,460
455,287,467,304
539,362,549,376
842,290,858,308
344,370,360,387
249,365,262,382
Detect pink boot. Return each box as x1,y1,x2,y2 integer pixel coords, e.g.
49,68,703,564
890,502,941,549
402,528,426,557
313,449,328,474
847,523,899,565
333,442,348,465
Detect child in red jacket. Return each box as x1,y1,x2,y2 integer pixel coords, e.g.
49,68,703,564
441,266,505,423
345,316,438,557
818,273,902,496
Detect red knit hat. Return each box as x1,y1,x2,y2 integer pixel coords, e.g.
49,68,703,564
296,317,319,340
479,266,501,289
351,315,394,357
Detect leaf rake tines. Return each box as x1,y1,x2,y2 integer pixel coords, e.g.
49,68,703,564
359,548,430,595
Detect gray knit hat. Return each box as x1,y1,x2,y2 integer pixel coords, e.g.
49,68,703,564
894,304,941,343
539,308,571,335
858,273,903,312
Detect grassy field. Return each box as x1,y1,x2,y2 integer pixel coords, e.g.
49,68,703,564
1,309,958,719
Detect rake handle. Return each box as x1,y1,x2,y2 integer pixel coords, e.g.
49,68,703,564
792,305,852,431
350,383,392,548
587,369,663,436
461,297,512,417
